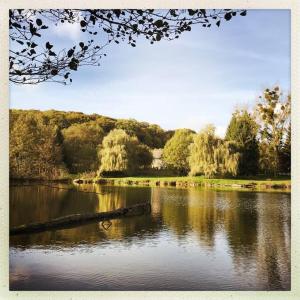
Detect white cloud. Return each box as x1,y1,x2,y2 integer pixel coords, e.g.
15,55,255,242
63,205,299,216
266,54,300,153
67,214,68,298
53,22,81,41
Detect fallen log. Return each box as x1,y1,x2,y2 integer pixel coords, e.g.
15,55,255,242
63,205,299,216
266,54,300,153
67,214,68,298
10,202,151,236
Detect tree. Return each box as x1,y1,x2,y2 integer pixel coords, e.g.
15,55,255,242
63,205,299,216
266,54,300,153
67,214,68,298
10,112,67,179
255,87,291,175
162,129,195,175
225,109,259,175
98,129,151,176
189,125,239,178
136,144,153,169
279,122,291,173
62,121,104,173
9,9,247,84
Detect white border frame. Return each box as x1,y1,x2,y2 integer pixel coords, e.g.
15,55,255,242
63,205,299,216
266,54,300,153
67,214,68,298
0,1,299,299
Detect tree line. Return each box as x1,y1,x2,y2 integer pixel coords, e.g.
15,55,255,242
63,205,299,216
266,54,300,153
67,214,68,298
9,109,173,179
10,86,290,180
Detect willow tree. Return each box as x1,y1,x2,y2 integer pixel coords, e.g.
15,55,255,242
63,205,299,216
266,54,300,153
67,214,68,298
98,129,152,176
189,125,239,178
162,129,195,175
62,121,104,173
225,109,259,175
255,87,291,175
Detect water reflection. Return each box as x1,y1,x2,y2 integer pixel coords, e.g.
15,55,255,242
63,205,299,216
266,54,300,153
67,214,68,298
10,184,290,290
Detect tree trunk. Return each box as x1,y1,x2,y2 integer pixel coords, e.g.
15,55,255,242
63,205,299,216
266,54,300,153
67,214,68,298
10,202,151,236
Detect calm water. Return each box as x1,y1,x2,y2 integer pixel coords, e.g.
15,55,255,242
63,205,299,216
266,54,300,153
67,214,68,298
9,184,291,291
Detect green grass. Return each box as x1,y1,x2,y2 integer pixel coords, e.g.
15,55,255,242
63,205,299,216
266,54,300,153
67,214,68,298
102,175,290,185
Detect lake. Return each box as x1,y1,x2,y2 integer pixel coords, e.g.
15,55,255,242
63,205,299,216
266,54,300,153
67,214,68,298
9,183,291,291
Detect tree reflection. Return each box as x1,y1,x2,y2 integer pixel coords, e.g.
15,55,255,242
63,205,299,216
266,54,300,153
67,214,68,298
10,184,290,290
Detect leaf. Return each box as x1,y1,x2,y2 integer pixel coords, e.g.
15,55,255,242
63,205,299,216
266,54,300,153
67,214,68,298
154,20,163,28
16,40,24,45
46,42,53,50
67,49,74,57
79,42,84,48
36,19,42,26
80,20,87,27
156,33,161,41
90,15,96,25
114,9,121,18
131,43,136,47
12,22,21,29
200,9,206,17
188,9,196,16
68,61,78,70
31,42,38,48
216,20,221,27
41,25,48,29
51,69,58,75
240,10,247,16
29,22,36,35
49,50,56,56
224,13,232,21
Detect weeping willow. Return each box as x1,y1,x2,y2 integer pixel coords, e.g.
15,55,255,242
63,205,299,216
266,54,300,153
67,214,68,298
213,141,240,177
98,129,137,175
189,125,240,178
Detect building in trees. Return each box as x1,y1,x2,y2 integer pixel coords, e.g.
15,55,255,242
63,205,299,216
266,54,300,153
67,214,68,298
225,110,259,176
151,149,164,170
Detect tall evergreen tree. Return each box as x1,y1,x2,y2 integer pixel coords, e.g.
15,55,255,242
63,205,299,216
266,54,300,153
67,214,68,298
225,110,259,176
279,122,291,173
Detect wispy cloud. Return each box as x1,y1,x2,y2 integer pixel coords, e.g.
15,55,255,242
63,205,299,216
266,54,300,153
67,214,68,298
52,22,81,41
10,10,291,133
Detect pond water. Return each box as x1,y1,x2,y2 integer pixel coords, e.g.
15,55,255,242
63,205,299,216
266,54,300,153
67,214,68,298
9,184,291,291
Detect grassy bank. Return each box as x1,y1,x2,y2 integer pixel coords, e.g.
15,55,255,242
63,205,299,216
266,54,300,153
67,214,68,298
73,176,291,191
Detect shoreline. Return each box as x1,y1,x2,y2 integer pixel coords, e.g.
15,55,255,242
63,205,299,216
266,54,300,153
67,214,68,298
9,176,291,191
73,176,291,191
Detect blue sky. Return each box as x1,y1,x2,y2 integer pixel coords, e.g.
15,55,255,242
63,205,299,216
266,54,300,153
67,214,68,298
10,9,290,137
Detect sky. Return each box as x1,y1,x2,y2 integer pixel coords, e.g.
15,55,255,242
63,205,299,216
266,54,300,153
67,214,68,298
10,10,291,137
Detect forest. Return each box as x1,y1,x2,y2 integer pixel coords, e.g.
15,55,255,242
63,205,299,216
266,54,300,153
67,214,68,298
9,87,291,180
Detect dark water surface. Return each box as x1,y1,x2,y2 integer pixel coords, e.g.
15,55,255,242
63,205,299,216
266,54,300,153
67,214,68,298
9,184,291,291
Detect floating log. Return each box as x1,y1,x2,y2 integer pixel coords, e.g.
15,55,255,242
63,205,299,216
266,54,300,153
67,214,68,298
10,202,151,236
